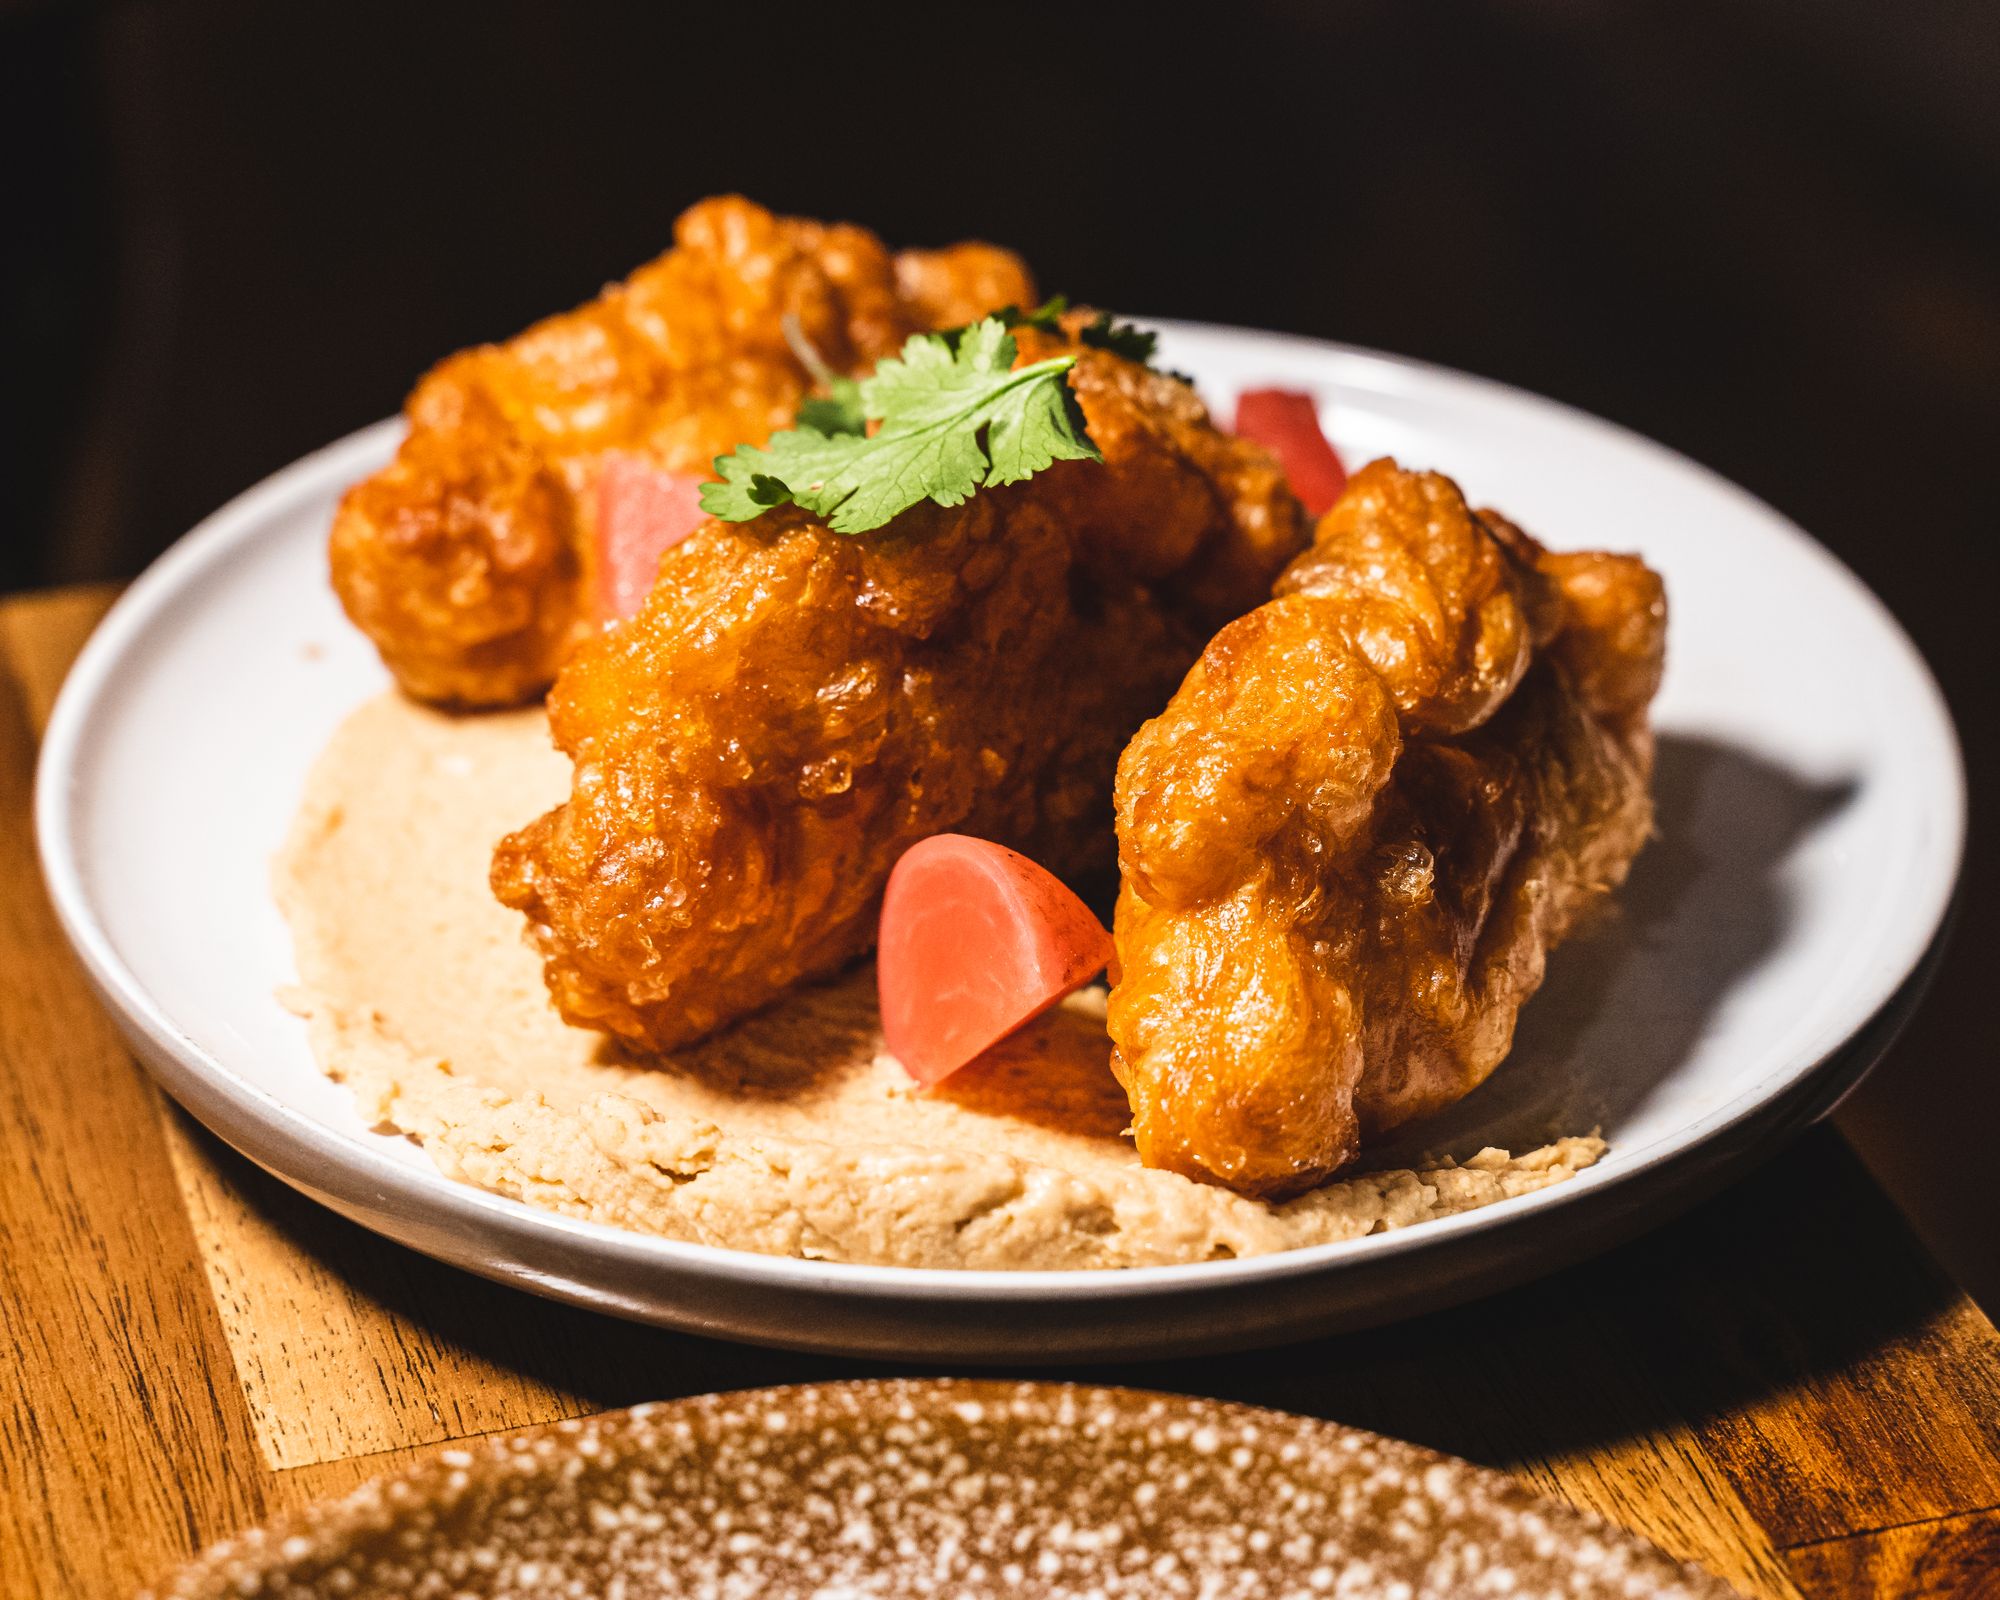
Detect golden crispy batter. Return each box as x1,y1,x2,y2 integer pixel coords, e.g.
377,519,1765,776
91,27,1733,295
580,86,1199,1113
330,196,1035,706
1107,459,1665,1198
1017,326,1312,627
894,242,1039,331
491,345,1308,1053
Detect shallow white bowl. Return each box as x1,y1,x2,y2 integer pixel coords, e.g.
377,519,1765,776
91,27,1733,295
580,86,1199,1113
35,321,1964,1360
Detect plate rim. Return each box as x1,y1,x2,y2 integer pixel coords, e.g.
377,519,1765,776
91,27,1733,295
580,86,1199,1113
33,320,1968,1309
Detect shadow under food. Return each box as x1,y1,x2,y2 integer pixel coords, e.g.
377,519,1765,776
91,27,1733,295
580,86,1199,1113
933,995,1132,1141
1367,732,1858,1166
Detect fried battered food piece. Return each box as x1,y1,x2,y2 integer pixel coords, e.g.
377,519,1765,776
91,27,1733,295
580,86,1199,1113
491,346,1308,1052
894,242,1041,331
1014,323,1311,625
1108,459,1665,1198
330,196,1036,706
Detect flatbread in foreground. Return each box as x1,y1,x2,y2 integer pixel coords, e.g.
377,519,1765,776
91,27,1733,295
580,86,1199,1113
274,692,1604,1270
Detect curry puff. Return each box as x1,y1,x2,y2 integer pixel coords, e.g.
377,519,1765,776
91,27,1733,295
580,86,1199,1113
1108,460,1665,1197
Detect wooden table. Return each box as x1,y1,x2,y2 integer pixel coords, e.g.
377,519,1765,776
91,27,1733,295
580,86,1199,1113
4,587,1996,1600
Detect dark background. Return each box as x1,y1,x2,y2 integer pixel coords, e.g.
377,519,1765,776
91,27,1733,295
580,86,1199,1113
4,0,1995,1303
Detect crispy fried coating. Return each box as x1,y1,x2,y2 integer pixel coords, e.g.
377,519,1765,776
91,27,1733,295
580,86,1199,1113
491,346,1308,1053
1107,459,1665,1198
330,196,1034,706
894,242,1038,331
1016,325,1312,627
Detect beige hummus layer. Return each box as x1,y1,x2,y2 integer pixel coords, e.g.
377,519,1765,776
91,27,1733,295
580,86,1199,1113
274,692,1605,1270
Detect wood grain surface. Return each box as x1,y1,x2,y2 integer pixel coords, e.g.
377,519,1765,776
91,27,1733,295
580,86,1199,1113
3,586,1996,1600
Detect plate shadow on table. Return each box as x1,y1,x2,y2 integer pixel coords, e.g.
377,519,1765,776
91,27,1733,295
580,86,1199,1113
174,1113,1979,1486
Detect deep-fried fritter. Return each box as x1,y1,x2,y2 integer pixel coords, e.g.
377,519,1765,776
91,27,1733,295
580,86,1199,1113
330,196,1036,706
1107,459,1665,1198
490,342,1308,1053
1013,326,1310,626
894,243,1042,332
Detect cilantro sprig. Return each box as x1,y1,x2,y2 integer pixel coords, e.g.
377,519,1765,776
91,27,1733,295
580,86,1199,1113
702,318,1100,534
794,381,866,437
780,314,868,437
965,294,1161,367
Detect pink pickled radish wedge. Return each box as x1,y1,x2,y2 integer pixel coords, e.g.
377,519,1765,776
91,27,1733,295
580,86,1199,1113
878,834,1115,1086
595,454,710,622
1233,388,1348,517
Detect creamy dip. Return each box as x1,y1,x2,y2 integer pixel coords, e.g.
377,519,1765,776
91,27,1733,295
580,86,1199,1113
274,693,1604,1270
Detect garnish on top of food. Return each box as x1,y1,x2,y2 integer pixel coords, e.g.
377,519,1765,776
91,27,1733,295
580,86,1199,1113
699,318,1102,534
981,292,1165,367
699,299,1185,536
329,196,1036,706
489,307,1307,1055
1109,459,1665,1197
877,834,1114,1087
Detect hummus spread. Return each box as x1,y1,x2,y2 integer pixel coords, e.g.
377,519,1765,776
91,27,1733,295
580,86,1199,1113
275,693,1605,1270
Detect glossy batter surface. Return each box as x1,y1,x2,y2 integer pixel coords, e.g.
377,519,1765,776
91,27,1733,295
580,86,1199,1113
329,196,1034,705
491,337,1307,1053
1108,460,1665,1197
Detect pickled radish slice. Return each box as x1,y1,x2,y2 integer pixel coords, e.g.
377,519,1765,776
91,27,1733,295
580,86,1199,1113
1233,388,1348,516
878,834,1114,1086
595,455,709,622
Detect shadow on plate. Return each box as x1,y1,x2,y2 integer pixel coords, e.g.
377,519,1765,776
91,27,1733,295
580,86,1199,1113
1366,732,1858,1167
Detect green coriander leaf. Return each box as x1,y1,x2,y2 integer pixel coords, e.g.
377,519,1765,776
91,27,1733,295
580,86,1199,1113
700,429,857,520
702,318,1101,534
950,296,1170,377
780,312,869,436
1078,310,1159,365
796,375,866,436
863,315,1017,413
942,294,1070,351
1003,294,1070,333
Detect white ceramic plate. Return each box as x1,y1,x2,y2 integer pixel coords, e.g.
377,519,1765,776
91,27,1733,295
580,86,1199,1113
36,321,1963,1361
